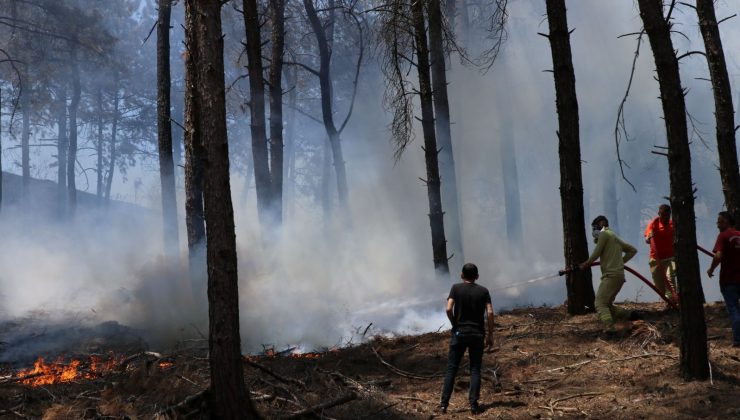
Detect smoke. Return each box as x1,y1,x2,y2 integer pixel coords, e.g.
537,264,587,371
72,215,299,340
0,1,737,359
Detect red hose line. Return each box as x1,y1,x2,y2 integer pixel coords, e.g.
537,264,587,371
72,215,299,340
589,262,679,310
697,245,713,258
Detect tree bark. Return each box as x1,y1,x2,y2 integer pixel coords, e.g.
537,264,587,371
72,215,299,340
0,91,2,212
303,0,350,209
321,137,333,220
603,165,619,234
67,47,81,217
428,0,464,268
545,0,594,315
268,0,286,226
283,66,298,217
158,0,180,258
243,0,274,228
500,131,523,248
187,0,259,417
412,0,449,276
96,87,104,205
20,84,30,192
56,88,67,214
696,0,740,218
638,0,708,381
184,0,207,300
105,85,119,203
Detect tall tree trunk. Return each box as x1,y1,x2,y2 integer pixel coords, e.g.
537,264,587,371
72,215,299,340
268,0,286,226
158,0,180,258
303,0,350,209
67,48,81,217
603,164,619,233
545,0,594,315
321,137,332,221
96,87,104,205
105,87,119,203
696,0,740,218
428,0,464,268
187,0,259,417
243,0,274,228
0,91,2,212
638,0,708,380
57,88,68,215
412,0,449,276
500,131,523,248
172,92,184,183
184,0,207,300
20,85,30,192
283,66,298,218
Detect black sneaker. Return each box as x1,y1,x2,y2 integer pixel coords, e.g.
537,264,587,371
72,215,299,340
470,403,481,414
435,404,447,414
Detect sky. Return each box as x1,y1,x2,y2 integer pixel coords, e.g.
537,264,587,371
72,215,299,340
0,0,739,354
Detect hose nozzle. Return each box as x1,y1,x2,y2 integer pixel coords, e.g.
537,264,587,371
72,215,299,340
558,264,579,276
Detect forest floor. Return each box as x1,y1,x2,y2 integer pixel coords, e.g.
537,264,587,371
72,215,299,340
1,301,740,419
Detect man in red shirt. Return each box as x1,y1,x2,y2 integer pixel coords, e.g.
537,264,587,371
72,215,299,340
644,205,676,302
707,211,740,347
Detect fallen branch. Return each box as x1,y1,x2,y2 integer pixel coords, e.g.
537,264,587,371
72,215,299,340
327,371,387,398
362,323,373,337
154,390,207,418
371,347,443,380
176,374,200,387
257,376,304,406
536,359,594,374
0,409,30,419
608,353,677,362
0,371,44,385
244,358,306,387
120,351,163,370
551,391,604,404
395,396,433,403
284,392,357,419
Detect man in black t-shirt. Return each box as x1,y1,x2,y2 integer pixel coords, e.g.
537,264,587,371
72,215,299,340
438,263,494,414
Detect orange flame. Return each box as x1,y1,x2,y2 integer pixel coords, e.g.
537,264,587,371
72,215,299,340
289,352,322,359
158,361,174,369
15,355,132,386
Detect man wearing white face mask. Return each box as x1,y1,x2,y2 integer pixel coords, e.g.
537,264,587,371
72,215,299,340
579,215,637,329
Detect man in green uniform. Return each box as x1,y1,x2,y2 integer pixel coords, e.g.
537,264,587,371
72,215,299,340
579,215,637,328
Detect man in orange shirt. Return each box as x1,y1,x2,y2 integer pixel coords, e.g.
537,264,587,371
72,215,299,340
644,204,676,302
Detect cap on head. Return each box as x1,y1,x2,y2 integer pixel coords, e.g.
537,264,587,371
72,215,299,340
461,263,479,280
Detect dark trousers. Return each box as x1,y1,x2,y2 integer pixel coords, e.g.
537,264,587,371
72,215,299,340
440,332,484,407
721,283,740,345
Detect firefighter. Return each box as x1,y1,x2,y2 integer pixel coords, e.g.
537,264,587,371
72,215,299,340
644,204,677,304
580,215,638,330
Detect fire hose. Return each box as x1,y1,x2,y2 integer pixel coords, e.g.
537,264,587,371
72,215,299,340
559,262,679,310
559,244,715,312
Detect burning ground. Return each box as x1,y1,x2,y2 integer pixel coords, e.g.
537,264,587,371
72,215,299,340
1,302,740,419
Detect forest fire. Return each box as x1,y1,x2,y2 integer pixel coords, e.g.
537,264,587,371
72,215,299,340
289,352,323,360
15,355,120,386
245,347,339,362
13,354,176,387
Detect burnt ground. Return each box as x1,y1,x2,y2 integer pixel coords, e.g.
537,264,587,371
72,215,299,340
1,301,740,419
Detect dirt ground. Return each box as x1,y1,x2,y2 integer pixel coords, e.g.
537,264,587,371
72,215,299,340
2,301,740,419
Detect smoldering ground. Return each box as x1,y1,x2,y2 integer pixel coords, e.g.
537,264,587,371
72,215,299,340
0,1,737,361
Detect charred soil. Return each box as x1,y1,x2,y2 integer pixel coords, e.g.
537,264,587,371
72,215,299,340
2,302,740,419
